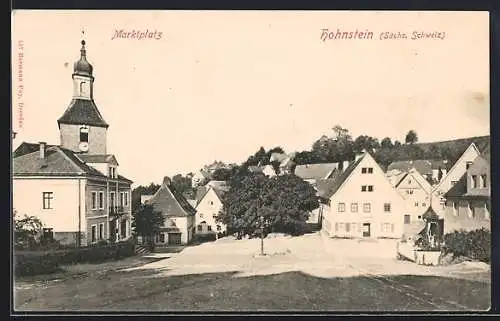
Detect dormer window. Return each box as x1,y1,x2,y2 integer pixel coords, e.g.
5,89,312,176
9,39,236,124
108,166,117,179
80,126,89,142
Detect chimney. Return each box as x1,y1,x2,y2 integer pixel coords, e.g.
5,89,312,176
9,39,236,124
39,142,46,159
163,176,171,186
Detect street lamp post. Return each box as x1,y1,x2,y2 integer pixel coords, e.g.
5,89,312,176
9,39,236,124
259,215,268,256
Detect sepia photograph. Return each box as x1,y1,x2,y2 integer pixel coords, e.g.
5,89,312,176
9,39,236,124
11,10,490,312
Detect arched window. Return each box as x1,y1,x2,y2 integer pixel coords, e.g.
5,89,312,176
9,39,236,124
80,126,89,142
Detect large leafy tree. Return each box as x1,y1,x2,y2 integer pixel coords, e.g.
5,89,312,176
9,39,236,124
218,173,319,237
405,130,418,144
132,204,165,248
132,183,160,213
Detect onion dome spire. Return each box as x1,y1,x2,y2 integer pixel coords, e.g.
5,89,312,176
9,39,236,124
73,40,93,76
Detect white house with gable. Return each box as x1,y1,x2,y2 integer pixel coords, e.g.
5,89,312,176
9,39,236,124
431,143,481,217
195,186,227,237
322,150,406,239
390,167,433,224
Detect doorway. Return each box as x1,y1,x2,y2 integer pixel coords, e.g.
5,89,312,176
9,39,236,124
362,223,371,237
168,233,182,245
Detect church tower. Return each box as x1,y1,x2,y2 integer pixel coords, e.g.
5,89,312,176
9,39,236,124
58,40,109,155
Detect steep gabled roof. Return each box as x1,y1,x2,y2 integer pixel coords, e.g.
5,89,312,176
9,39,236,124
146,180,196,217
432,143,481,193
443,173,468,198
57,99,108,128
294,163,338,180
394,168,433,193
320,155,366,199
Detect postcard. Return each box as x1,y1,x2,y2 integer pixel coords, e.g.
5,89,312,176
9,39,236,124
12,10,490,312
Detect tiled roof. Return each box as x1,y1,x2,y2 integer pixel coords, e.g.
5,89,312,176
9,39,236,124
13,142,56,158
146,181,196,217
195,186,209,204
387,159,449,176
57,99,108,128
443,174,468,198
319,155,366,199
294,163,338,180
13,145,132,183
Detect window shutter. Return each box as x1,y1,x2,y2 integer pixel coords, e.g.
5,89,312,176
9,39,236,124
391,224,395,233
335,222,338,232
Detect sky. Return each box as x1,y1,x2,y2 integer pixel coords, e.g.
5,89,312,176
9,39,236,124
11,10,490,186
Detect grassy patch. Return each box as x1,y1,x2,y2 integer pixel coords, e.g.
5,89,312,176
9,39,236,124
14,270,490,312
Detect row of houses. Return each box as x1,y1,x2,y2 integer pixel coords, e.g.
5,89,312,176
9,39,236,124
244,143,490,239
11,39,491,247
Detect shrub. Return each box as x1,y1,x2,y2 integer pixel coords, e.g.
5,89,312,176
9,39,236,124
15,239,136,276
443,228,490,263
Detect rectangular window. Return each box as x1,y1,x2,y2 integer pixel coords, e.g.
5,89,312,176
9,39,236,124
350,203,358,213
361,167,367,174
422,203,426,207
91,225,97,243
91,192,97,210
368,185,374,192
99,223,104,239
197,225,202,231
345,223,350,232
415,202,419,207
124,192,129,206
42,192,53,209
217,225,222,231
466,161,473,170
338,203,346,212
368,168,373,174
363,203,371,213
404,215,411,224
159,233,165,243
110,192,115,207
361,185,367,192
120,192,124,207
207,225,212,231
99,192,104,209
384,203,391,212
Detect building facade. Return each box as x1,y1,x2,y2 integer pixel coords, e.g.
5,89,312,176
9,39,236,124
13,40,133,246
322,151,406,239
431,143,481,218
142,177,196,245
194,186,228,237
442,155,491,233
390,168,433,224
